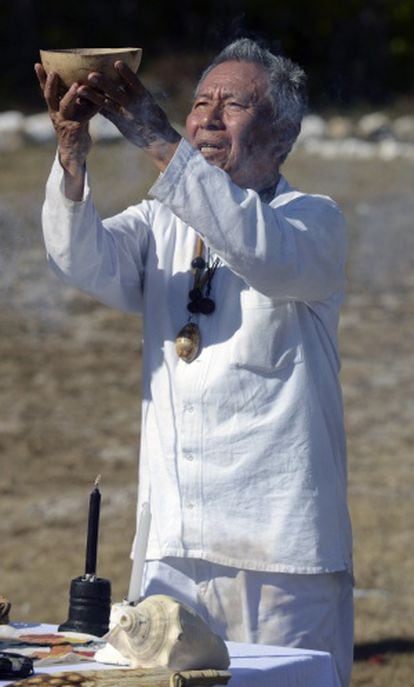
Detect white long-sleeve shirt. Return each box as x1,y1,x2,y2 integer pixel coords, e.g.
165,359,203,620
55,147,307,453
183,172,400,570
42,139,352,574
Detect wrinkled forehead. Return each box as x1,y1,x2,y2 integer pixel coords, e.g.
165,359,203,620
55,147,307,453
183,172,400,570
195,60,270,100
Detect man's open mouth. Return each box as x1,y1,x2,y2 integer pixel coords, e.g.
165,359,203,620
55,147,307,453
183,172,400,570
198,143,227,158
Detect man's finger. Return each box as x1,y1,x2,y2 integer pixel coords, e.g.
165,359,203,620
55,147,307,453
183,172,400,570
101,98,123,119
59,83,86,118
87,71,130,107
43,71,64,112
34,63,47,90
76,84,106,107
114,60,146,93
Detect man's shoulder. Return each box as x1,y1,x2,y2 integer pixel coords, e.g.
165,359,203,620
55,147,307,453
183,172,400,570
272,175,344,220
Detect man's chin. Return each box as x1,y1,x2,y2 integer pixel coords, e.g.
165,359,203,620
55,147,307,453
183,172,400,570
199,149,227,167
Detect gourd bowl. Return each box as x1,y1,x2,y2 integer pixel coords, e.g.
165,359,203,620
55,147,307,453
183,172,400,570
39,47,142,87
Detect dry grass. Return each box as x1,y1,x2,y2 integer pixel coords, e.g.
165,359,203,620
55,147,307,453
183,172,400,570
1,140,413,686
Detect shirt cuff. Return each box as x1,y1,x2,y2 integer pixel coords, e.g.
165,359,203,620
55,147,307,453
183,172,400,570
149,138,197,199
49,150,91,210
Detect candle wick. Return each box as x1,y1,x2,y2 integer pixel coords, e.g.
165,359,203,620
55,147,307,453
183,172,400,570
94,474,102,488
83,573,97,582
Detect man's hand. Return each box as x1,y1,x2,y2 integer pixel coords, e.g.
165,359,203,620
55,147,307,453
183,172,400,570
77,61,181,171
35,63,101,199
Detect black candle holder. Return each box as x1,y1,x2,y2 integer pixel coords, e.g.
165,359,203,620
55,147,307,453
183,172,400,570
58,575,111,637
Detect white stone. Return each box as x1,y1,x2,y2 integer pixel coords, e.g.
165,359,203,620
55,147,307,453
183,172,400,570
23,112,55,143
392,115,414,143
400,144,414,161
302,137,375,159
338,138,375,159
377,139,404,160
90,113,122,142
307,139,341,159
357,112,392,140
0,111,24,151
297,114,327,141
326,115,353,140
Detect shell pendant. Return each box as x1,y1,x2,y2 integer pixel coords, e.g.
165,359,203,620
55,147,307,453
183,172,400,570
175,322,201,363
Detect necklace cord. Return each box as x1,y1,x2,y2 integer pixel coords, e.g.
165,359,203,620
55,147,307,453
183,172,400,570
187,239,219,315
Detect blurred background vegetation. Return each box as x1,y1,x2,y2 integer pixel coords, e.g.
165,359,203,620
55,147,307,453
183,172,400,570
1,0,413,113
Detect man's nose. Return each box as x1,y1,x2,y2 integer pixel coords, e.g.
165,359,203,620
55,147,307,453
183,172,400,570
201,105,225,129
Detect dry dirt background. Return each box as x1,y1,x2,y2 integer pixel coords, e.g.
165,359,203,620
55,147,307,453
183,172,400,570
1,136,413,686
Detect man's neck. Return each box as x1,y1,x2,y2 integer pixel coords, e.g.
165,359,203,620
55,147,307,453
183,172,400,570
258,174,280,202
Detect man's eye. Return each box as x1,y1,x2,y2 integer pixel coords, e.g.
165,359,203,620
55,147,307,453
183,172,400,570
194,101,208,108
226,101,244,110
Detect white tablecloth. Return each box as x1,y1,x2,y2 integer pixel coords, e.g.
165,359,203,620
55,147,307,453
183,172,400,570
1,623,340,687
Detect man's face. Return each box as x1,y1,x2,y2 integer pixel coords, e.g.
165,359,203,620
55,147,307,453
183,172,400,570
186,60,280,191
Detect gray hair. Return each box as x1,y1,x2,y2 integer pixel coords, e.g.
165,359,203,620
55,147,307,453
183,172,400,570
199,38,307,161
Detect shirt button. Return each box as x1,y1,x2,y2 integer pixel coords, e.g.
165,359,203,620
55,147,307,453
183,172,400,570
187,503,194,510
184,453,194,461
186,404,194,413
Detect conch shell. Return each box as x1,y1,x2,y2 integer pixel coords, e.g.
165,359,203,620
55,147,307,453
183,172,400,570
104,594,230,672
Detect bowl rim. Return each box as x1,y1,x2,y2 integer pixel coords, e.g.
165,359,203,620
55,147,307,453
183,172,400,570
39,47,142,56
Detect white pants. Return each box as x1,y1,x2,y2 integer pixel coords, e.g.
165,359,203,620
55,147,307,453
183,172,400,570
142,557,354,687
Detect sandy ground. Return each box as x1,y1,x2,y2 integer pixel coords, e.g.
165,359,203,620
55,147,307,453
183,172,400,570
1,141,413,686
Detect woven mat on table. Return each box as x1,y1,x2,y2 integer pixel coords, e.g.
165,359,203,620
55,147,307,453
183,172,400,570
11,667,231,687
0,599,11,626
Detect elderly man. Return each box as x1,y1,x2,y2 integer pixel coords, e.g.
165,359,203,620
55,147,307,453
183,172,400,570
36,39,353,686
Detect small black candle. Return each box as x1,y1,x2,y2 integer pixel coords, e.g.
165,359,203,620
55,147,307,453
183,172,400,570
84,475,101,576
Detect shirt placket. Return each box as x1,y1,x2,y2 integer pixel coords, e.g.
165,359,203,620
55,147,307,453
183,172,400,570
177,354,205,551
